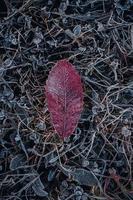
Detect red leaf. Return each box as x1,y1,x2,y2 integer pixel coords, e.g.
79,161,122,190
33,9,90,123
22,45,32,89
45,59,84,139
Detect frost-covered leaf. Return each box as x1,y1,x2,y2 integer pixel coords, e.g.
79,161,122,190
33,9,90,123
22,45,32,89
10,154,26,170
71,168,99,186
3,85,14,100
48,169,56,181
35,120,46,130
0,110,5,120
59,2,67,13
44,150,58,167
122,126,131,137
33,27,43,45
65,29,75,39
32,177,48,197
45,59,84,139
3,58,13,67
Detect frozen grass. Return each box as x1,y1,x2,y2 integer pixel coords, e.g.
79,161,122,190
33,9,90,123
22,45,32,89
0,0,133,199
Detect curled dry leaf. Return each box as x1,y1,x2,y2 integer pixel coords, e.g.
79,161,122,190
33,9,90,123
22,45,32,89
45,59,84,139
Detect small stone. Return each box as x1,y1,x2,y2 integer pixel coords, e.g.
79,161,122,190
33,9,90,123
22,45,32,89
73,25,81,36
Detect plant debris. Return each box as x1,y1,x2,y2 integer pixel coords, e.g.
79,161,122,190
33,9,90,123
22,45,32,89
0,0,133,199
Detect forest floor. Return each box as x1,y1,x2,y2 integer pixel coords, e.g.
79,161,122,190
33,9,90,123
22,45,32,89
0,0,133,200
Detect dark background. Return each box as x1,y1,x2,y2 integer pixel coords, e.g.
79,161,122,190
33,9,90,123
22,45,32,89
0,0,133,199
